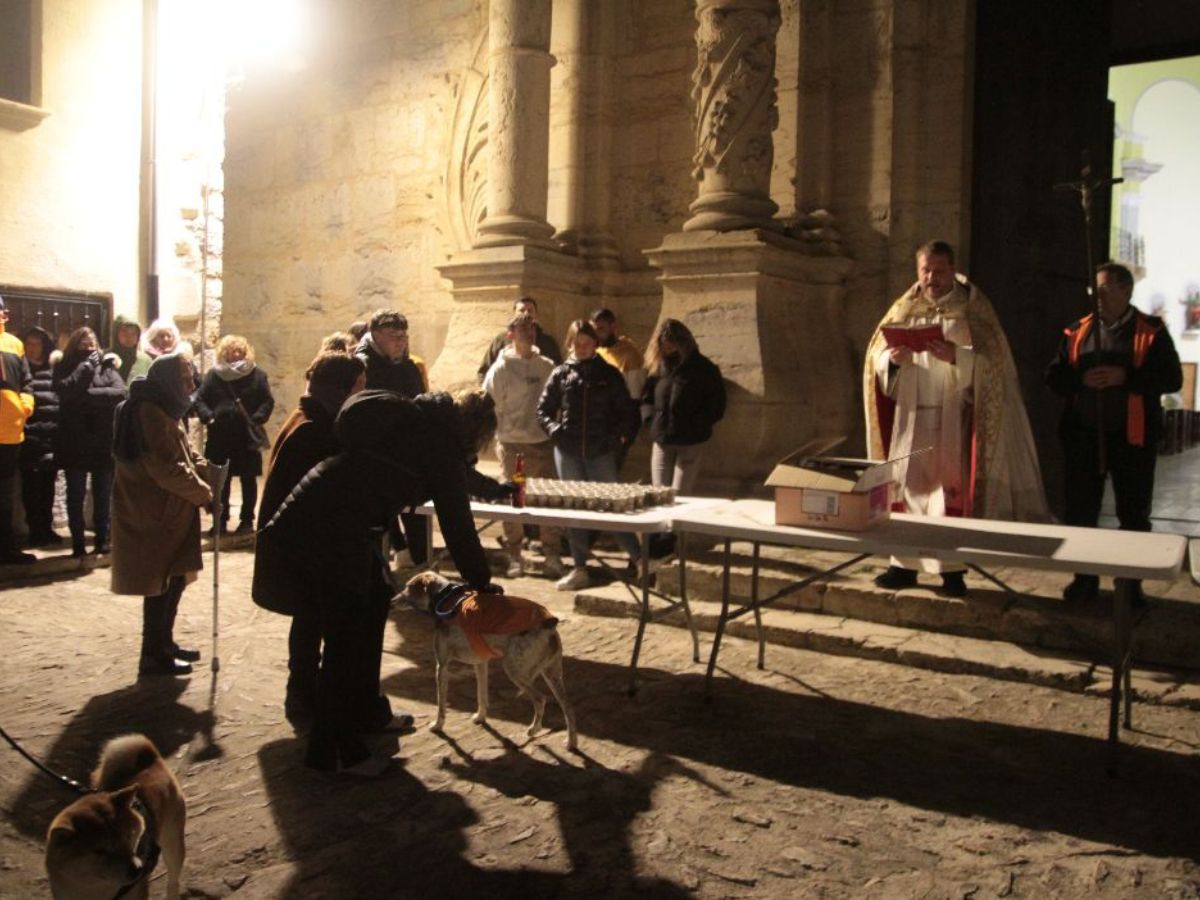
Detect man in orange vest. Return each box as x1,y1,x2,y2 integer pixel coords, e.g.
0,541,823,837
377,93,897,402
1046,262,1182,604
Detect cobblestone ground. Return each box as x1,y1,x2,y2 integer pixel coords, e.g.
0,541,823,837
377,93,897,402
1,546,1198,899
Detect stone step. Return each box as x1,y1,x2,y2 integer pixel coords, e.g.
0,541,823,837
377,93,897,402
573,583,1200,710
652,544,1200,671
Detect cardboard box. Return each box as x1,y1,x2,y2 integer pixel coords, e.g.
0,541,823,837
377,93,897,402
765,442,895,531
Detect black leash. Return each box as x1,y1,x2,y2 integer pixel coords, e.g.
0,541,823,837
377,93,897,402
0,725,161,899
0,724,90,795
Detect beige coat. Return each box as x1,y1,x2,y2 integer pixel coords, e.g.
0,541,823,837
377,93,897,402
111,402,213,596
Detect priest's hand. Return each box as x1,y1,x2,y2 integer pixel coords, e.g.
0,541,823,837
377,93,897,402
927,339,956,363
888,347,914,366
1082,365,1127,389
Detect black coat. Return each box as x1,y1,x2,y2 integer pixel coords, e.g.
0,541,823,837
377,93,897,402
252,391,505,615
536,355,639,460
256,394,341,529
21,332,58,470
641,352,726,447
356,338,426,397
194,367,275,477
52,354,126,471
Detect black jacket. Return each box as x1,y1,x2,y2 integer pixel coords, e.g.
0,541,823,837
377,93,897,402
52,353,126,471
536,355,638,459
20,328,57,470
253,391,505,615
194,367,275,476
257,394,341,528
356,337,426,397
641,352,726,447
1046,310,1182,444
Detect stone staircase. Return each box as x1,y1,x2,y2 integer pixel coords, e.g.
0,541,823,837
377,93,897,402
573,541,1200,709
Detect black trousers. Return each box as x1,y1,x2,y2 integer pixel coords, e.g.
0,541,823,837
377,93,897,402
20,467,57,540
220,473,258,526
0,445,20,554
306,564,392,769
141,576,187,660
1062,428,1156,532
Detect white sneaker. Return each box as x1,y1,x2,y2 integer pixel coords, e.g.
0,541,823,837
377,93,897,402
542,555,566,579
555,567,591,591
505,554,524,579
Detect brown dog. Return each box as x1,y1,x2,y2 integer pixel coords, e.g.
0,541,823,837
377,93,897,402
396,571,578,750
45,734,185,900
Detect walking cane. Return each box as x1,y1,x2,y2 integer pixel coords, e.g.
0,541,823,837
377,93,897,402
208,462,230,674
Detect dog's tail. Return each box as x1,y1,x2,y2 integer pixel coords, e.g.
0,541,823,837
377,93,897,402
91,734,162,792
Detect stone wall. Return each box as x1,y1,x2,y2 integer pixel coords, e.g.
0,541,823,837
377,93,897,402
0,0,144,318
222,0,976,485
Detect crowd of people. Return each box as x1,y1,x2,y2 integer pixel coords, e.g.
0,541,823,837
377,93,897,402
0,251,1183,773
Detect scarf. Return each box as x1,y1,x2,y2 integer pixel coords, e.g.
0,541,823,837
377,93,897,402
113,352,192,462
214,358,257,381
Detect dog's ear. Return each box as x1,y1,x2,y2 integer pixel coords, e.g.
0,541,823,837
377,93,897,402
47,820,76,843
110,785,139,808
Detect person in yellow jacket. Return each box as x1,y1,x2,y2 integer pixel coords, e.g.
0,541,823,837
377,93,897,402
0,295,36,564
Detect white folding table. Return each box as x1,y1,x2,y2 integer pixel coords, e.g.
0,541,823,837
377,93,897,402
671,499,1187,769
414,497,727,693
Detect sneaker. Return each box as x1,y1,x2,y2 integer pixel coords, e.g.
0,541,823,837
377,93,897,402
555,567,591,591
504,554,524,579
873,566,918,590
138,655,192,677
542,555,566,579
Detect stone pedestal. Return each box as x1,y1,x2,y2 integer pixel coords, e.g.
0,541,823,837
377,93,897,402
431,245,628,392
645,230,854,496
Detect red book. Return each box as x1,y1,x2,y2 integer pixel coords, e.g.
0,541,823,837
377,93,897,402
881,324,945,353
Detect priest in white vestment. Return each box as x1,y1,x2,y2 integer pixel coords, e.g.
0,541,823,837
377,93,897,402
863,241,1050,596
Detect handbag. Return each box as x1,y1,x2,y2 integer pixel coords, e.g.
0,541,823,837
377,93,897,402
221,379,272,452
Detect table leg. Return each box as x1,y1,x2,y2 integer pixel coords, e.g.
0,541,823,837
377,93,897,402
752,542,765,670
1107,577,1134,775
627,532,652,697
705,539,734,698
677,532,700,663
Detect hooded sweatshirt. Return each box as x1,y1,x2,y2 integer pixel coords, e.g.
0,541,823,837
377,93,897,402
108,315,152,383
482,345,555,444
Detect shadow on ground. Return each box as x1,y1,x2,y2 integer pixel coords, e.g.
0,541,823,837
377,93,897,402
8,678,217,840
383,606,1200,864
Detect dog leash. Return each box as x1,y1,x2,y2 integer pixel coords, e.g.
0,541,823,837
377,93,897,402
0,725,161,899
0,724,90,795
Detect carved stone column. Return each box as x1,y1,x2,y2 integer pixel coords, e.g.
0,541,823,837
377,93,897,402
684,0,782,233
476,0,557,248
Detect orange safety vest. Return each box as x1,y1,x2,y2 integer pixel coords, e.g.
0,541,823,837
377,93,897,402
1065,313,1161,447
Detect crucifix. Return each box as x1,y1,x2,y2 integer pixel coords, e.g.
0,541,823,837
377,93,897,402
1056,151,1124,474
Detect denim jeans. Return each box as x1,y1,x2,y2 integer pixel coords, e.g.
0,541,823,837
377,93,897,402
65,467,113,550
553,447,640,568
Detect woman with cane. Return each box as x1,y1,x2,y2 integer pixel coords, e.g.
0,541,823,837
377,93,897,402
111,352,213,677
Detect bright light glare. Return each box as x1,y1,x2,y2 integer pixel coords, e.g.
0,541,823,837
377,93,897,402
220,0,312,75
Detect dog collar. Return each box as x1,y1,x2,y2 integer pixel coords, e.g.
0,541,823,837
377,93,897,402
432,582,471,622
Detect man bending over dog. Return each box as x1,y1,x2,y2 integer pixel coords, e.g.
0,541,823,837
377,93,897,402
255,388,514,776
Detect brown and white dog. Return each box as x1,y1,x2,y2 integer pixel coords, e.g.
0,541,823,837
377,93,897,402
396,571,578,750
45,734,186,900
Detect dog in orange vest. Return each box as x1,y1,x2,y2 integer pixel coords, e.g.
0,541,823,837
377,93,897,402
395,571,578,750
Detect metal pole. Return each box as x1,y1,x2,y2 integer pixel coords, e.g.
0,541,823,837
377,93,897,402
208,462,229,673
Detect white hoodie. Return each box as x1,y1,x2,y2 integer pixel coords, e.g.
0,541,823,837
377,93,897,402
483,346,555,444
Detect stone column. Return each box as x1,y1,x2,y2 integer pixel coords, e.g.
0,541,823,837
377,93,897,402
684,0,782,233
476,0,557,248
549,0,619,261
